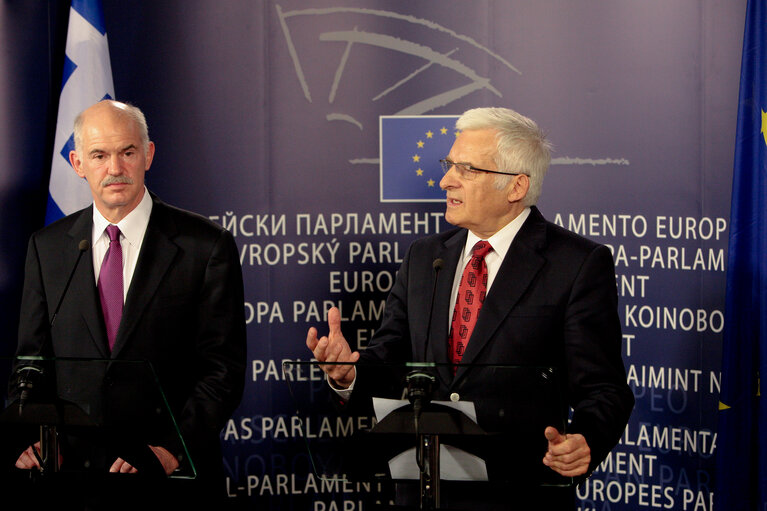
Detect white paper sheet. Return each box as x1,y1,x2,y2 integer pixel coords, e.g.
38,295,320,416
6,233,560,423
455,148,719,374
372,397,489,481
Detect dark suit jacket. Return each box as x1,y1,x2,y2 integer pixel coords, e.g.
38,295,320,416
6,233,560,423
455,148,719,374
14,193,246,489
355,206,633,508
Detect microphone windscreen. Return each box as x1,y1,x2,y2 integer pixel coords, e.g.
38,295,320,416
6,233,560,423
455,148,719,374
78,239,90,252
432,258,444,270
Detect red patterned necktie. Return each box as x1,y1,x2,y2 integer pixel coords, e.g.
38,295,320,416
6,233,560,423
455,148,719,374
449,241,493,371
98,225,123,350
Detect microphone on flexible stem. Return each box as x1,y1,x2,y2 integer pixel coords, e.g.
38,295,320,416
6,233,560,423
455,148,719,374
407,258,443,473
423,258,443,366
406,258,442,405
17,239,90,416
50,239,90,327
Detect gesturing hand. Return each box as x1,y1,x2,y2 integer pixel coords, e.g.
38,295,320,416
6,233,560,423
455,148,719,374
306,307,359,388
542,426,591,477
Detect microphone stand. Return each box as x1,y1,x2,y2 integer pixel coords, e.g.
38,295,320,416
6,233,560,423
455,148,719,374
405,258,442,509
407,370,437,510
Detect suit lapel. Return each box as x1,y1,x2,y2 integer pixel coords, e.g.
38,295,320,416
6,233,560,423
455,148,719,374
66,208,111,358
428,230,466,386
111,200,178,358
455,208,548,380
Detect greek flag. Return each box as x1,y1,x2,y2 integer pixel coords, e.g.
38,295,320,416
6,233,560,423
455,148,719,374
45,0,114,225
715,1,767,509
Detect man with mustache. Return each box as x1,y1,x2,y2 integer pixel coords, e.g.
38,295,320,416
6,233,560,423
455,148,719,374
11,100,246,505
307,107,633,509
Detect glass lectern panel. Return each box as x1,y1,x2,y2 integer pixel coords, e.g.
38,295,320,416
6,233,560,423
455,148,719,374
0,356,195,480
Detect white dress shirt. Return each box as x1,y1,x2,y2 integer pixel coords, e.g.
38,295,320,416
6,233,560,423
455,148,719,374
91,187,153,300
446,207,531,325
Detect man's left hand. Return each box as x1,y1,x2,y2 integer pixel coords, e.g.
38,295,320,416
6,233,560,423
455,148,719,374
542,426,590,477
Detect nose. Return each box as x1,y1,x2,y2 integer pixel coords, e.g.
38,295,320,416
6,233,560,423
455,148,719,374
107,153,123,175
439,165,459,190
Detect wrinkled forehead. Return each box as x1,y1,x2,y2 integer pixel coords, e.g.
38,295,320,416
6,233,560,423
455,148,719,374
448,129,499,165
81,109,143,145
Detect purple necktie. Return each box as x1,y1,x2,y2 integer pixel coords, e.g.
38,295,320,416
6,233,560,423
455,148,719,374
98,225,123,350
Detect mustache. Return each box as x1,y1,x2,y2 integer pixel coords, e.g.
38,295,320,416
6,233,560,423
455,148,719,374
101,176,134,186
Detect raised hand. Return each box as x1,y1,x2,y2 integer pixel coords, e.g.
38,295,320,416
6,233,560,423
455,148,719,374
306,307,359,388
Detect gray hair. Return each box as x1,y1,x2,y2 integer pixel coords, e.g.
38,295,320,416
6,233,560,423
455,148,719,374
456,107,551,206
73,100,151,155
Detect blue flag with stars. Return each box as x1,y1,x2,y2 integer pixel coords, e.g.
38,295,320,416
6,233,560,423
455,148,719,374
379,115,459,202
45,0,114,225
715,1,767,509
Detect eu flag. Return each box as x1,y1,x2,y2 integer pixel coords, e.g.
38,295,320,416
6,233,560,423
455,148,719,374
715,1,767,509
45,0,114,225
379,115,458,202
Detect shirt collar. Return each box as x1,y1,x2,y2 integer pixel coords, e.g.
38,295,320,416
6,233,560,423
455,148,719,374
464,207,531,260
92,187,153,247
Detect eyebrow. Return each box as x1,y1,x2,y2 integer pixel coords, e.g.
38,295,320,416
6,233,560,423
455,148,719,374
88,144,138,157
446,158,473,166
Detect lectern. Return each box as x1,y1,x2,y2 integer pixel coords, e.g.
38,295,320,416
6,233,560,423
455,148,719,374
282,360,574,510
0,356,195,507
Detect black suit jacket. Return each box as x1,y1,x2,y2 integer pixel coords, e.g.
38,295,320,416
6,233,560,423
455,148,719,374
14,193,246,487
355,207,633,507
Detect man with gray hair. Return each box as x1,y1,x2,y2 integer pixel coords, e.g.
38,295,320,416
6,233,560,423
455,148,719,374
308,107,633,509
12,99,246,505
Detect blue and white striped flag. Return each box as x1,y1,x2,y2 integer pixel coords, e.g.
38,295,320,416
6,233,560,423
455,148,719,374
45,0,114,225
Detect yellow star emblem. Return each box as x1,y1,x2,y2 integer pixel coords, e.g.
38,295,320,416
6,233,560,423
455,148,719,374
412,154,421,162
427,179,435,187
417,140,425,148
762,109,767,146
440,127,448,135
426,131,433,139
454,130,461,138
416,169,424,176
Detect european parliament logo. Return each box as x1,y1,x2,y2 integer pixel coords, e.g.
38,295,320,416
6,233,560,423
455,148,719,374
380,115,459,202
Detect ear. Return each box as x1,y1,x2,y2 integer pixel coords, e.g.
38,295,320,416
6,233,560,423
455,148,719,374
144,141,156,171
70,150,86,178
507,174,530,203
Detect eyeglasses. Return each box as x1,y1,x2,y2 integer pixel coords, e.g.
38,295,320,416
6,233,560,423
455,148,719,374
439,159,522,180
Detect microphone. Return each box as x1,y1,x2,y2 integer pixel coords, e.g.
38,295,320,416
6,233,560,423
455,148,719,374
50,239,90,326
406,257,442,405
15,365,43,416
16,239,89,415
407,257,442,388
422,258,443,363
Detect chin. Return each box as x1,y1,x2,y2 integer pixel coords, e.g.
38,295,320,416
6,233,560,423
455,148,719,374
444,215,461,228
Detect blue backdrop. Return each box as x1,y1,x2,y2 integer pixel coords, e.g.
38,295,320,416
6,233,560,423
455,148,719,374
0,2,746,509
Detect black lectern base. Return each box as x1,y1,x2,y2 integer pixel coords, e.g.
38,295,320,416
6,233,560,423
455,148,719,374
0,469,209,510
385,479,576,511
